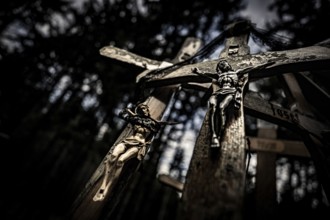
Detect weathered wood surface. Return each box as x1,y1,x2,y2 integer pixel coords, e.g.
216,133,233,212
255,127,277,220
247,136,309,157
281,73,315,113
99,37,203,83
181,107,247,220
158,135,309,194
69,37,202,220
70,86,176,220
175,31,330,216
294,71,330,120
243,91,329,139
70,22,330,219
143,45,330,88
280,70,330,201
180,21,250,220
158,174,184,191
100,45,172,70
297,72,330,101
243,91,330,199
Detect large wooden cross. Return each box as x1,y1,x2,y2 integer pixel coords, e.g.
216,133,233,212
70,20,330,220
178,22,252,220
140,22,330,220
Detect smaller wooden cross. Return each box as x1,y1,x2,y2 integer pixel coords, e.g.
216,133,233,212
70,37,202,220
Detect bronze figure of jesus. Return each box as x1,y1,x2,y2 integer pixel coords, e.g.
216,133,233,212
192,60,248,148
93,103,178,201
93,103,156,201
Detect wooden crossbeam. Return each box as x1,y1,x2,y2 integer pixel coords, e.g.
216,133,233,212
159,135,309,193
294,71,330,120
243,91,330,199
142,45,330,88
247,136,309,157
243,91,329,140
99,45,172,70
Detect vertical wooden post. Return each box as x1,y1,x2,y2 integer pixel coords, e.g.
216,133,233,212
281,73,315,113
255,121,277,220
180,20,251,220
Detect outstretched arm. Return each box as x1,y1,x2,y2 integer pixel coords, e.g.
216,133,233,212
191,67,217,81
119,107,136,121
236,61,275,77
157,120,181,126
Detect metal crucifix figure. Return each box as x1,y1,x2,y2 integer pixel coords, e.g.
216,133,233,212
93,103,178,201
192,60,247,148
192,59,271,148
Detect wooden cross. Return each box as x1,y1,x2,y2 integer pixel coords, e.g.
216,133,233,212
137,21,330,219
69,37,202,220
179,21,252,220
70,20,330,220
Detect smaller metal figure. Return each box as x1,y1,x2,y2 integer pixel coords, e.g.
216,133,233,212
93,103,176,201
192,60,248,148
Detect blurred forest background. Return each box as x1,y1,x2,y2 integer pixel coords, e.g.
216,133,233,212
1,0,330,220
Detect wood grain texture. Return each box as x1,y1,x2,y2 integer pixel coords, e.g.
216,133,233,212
180,21,250,220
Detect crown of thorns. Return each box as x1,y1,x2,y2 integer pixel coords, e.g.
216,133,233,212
216,60,232,71
135,103,150,115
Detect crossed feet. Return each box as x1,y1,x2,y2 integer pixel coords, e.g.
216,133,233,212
211,135,221,148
